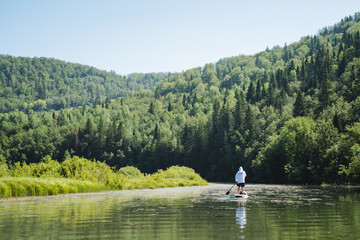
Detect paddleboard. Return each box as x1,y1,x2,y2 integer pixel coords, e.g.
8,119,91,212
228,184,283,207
234,194,248,199
220,194,248,201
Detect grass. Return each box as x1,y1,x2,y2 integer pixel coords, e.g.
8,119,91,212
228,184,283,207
0,177,109,198
0,156,207,198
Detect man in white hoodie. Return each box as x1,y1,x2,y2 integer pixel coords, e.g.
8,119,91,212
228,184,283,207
235,166,247,195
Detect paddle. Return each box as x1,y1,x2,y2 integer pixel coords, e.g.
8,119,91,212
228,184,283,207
225,183,237,195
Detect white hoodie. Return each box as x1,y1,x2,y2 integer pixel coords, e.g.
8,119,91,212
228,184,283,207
235,167,246,183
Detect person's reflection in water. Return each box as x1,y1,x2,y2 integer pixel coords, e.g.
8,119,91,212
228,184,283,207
236,200,247,229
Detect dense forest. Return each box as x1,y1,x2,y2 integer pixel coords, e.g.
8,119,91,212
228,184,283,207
1,13,360,184
0,56,170,113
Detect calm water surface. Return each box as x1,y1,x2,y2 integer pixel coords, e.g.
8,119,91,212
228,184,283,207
0,184,359,240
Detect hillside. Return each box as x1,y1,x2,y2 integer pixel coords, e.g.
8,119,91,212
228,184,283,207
0,56,170,113
1,13,360,184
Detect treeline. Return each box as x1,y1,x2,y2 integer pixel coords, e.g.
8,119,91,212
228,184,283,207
0,55,170,113
1,13,360,184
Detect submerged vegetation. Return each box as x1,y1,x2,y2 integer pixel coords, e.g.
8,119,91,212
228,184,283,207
0,156,207,198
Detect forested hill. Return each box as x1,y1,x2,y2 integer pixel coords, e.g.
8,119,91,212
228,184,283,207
1,13,360,185
0,55,170,113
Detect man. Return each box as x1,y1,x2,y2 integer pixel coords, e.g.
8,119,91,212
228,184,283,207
235,166,247,196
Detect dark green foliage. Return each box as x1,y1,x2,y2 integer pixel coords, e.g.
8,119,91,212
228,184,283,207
293,92,306,117
2,13,360,184
246,82,255,104
167,102,173,112
0,55,169,113
148,102,155,114
255,80,262,102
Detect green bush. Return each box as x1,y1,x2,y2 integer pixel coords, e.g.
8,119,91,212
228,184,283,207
10,162,33,177
144,166,207,188
118,166,144,179
0,155,9,177
152,166,207,185
60,156,126,189
32,156,62,178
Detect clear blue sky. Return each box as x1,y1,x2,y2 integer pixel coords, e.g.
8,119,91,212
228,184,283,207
1,0,359,75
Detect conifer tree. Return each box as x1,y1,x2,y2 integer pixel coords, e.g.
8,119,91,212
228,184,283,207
153,123,160,141
211,99,221,140
167,102,173,112
244,105,256,145
234,91,245,132
288,59,296,75
300,61,306,81
191,124,208,174
105,121,117,153
246,82,255,104
192,94,198,105
97,116,106,156
319,68,333,110
293,92,306,117
154,87,161,99
220,102,233,143
261,83,266,99
148,102,154,114
255,80,261,102
105,97,110,108
266,82,275,106
116,122,125,144
82,118,95,158
333,112,341,131
270,72,277,89
182,94,187,107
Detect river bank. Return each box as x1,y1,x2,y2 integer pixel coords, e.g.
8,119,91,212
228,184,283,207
0,157,207,198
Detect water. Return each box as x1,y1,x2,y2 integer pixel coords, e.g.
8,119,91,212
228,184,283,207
0,184,359,240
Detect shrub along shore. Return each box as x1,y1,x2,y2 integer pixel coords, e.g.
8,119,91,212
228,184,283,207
0,156,207,198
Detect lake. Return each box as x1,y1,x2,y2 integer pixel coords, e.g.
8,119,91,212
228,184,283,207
0,183,359,239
